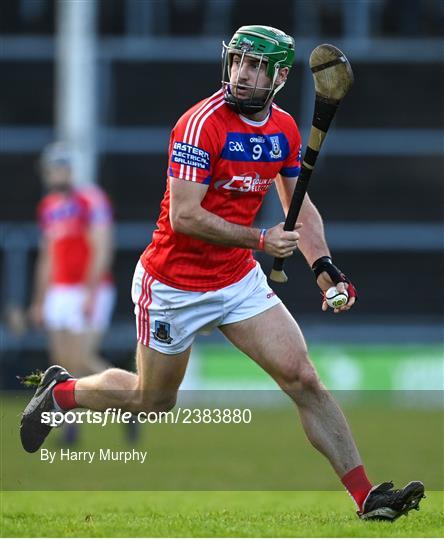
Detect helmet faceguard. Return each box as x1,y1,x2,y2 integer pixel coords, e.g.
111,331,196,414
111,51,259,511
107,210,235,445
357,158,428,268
222,25,295,115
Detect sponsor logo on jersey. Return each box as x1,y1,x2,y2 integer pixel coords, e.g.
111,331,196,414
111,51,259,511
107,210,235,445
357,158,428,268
171,142,210,170
221,132,290,163
153,321,173,344
250,136,265,144
269,135,282,159
214,172,274,193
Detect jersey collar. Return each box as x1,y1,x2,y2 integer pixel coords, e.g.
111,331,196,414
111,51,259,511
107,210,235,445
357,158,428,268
238,111,271,127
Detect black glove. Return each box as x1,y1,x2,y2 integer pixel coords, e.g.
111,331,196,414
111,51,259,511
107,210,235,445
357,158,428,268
311,256,357,300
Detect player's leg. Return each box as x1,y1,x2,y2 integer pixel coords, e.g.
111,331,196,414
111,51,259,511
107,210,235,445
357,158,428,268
74,342,191,412
21,261,200,452
82,331,110,373
219,301,425,519
49,329,103,377
44,290,93,443
47,328,93,443
47,329,69,366
82,282,117,373
220,302,362,477
20,343,191,453
44,286,103,376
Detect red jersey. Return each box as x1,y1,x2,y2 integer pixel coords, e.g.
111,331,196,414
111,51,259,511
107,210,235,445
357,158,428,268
142,89,302,291
38,186,113,285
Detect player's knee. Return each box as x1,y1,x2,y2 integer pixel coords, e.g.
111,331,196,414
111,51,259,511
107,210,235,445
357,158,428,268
103,367,131,385
277,354,321,393
133,391,177,415
276,362,300,388
297,364,321,391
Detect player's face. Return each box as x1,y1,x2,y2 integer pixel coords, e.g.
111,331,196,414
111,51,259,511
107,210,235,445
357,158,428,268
229,54,271,100
42,164,73,193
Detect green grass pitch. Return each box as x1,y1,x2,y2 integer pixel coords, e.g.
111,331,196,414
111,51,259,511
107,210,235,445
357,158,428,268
2,365,442,538
2,490,443,537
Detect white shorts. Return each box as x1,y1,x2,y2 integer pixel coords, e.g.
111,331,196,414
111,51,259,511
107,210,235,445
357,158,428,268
131,260,282,354
43,283,116,333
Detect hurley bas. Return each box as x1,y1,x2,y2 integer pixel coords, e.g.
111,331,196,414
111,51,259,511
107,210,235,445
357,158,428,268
40,448,148,464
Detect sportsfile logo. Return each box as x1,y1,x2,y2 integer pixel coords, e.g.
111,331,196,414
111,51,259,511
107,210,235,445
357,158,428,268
214,173,274,193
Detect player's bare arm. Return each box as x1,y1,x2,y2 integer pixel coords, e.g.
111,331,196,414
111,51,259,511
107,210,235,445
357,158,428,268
276,174,330,265
170,176,301,258
276,173,355,312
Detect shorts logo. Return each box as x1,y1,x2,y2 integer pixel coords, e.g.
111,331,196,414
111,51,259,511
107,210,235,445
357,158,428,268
153,321,173,344
269,136,282,159
267,291,276,299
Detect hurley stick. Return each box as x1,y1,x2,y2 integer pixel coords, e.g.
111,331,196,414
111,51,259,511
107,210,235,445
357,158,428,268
270,44,354,283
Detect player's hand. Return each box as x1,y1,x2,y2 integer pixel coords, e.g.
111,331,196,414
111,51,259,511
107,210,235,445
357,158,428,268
264,222,302,258
317,274,356,314
28,303,44,328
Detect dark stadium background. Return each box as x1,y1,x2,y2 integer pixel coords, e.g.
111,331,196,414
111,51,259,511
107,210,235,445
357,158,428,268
0,0,443,389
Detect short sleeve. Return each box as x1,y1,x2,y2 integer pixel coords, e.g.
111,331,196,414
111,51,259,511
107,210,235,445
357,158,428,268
280,120,302,179
168,110,221,185
84,189,113,226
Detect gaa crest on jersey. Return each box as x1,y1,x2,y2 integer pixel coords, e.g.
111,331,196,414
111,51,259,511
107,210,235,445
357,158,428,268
153,321,173,344
269,135,282,159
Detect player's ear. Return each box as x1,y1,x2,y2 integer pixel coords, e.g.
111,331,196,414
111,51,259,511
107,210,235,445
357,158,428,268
276,66,289,85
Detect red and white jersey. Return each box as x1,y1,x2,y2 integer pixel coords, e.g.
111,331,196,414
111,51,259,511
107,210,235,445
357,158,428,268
142,89,302,291
37,186,113,285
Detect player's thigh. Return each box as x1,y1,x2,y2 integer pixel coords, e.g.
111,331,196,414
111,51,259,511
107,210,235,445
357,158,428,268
219,303,317,387
135,342,191,407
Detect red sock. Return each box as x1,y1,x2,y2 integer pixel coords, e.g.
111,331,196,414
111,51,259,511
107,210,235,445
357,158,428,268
341,465,372,511
52,379,78,410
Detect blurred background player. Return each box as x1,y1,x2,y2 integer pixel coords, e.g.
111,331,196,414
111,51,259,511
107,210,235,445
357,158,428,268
29,141,116,441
